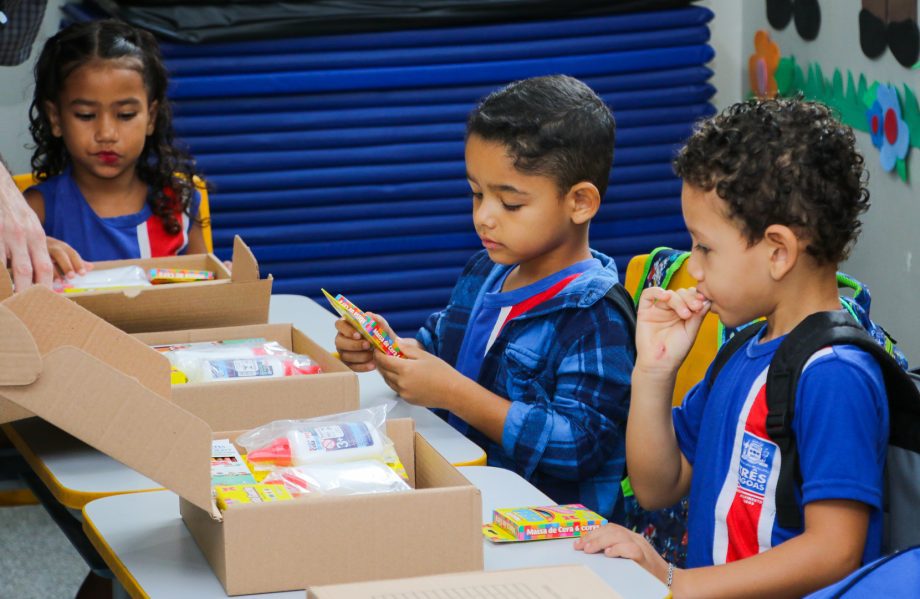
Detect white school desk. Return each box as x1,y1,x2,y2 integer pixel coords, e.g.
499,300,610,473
1,294,484,510
82,466,667,599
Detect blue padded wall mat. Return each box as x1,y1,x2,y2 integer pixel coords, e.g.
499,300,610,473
129,6,714,336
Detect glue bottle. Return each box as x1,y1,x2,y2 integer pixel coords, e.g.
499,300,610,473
246,422,385,467
186,356,321,383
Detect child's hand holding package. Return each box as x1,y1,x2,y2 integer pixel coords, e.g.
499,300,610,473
327,290,404,371
334,310,388,372
634,286,710,375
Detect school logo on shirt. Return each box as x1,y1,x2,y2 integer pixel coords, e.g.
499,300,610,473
713,367,780,564
738,432,776,500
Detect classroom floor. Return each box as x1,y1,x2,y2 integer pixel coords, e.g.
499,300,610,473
0,503,88,599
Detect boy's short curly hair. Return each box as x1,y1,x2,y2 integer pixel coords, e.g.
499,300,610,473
466,75,616,196
673,97,870,265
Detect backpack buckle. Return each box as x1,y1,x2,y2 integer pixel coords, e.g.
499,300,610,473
765,409,791,439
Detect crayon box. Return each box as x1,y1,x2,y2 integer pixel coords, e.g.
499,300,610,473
482,503,607,543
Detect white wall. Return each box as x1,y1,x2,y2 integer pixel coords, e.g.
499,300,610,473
710,2,920,364
699,0,746,109
0,0,67,174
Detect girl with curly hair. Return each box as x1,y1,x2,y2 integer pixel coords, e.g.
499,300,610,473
24,19,205,280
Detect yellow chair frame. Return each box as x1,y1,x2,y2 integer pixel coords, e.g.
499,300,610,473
624,253,721,407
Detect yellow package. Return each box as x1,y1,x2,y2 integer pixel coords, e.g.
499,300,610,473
170,366,189,385
386,455,409,482
214,484,293,510
482,504,607,543
240,454,269,482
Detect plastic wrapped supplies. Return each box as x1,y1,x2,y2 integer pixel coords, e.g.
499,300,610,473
263,460,410,497
238,406,392,469
152,339,322,383
213,407,411,508
54,266,151,293
54,266,216,293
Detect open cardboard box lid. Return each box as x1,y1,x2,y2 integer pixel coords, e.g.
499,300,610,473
0,236,272,333
0,286,219,515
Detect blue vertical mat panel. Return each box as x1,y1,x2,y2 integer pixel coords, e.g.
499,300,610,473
151,7,714,335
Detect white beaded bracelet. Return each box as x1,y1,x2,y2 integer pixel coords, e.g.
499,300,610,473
667,562,674,589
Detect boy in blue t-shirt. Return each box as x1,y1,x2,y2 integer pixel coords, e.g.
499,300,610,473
575,98,888,596
335,75,635,520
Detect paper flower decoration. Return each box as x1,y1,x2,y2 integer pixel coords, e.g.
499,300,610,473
866,100,885,149
874,84,910,172
749,30,781,99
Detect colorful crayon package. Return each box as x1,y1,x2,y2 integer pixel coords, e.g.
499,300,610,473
482,504,607,543
321,289,404,357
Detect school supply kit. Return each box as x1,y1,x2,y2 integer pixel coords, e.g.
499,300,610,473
153,338,323,384
209,407,412,512
54,266,215,293
0,287,482,594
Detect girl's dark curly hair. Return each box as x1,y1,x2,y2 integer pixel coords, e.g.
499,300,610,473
29,19,199,235
673,97,870,265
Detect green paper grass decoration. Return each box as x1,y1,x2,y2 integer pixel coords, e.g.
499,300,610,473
772,55,916,182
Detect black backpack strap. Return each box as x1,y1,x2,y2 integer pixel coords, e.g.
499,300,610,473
605,283,637,341
766,311,920,529
705,321,767,390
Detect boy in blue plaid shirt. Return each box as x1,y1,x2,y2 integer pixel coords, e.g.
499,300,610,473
335,75,635,520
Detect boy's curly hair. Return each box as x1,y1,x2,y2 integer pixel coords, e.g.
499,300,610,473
673,97,870,265
29,19,200,236
466,75,616,197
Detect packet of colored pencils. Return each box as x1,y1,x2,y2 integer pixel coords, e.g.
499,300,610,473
149,268,215,284
321,289,404,358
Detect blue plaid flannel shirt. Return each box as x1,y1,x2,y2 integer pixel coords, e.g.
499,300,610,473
417,250,634,520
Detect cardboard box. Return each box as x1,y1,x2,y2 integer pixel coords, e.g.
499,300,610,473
134,323,359,430
306,564,624,598
0,236,272,333
0,287,483,595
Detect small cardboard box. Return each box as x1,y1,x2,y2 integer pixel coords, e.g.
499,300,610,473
134,323,359,430
306,564,624,598
0,287,483,595
0,235,273,333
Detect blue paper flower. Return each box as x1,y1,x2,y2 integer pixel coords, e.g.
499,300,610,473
874,84,910,172
865,101,884,149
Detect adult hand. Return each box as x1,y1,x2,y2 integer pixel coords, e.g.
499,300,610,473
0,172,53,290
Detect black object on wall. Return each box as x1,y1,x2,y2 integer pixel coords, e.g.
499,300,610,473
86,0,700,43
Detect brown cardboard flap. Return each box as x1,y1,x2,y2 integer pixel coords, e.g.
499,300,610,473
0,346,213,512
0,304,41,385
386,418,416,487
2,287,171,399
230,236,258,283
0,268,12,301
